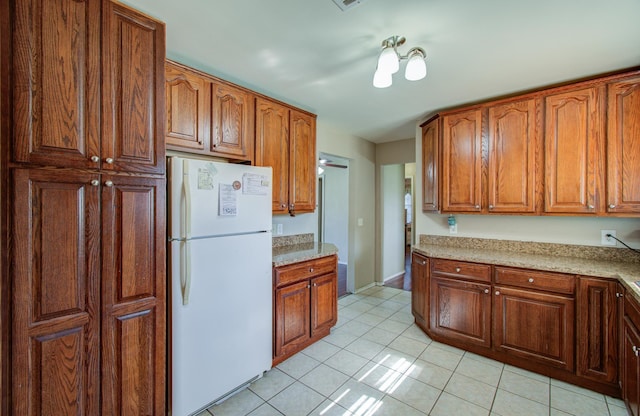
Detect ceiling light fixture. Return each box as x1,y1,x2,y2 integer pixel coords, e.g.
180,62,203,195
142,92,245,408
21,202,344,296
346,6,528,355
373,36,427,88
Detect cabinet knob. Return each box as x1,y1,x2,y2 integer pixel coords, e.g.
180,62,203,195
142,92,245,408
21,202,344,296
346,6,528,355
634,346,639,357
421,261,426,265
90,179,99,186
474,205,480,209
309,268,314,273
105,157,114,164
307,284,311,289
281,204,286,208
104,180,113,187
90,155,100,163
609,204,616,209
616,292,624,298
528,278,534,283
495,290,500,296
313,283,317,287
488,205,494,210
484,289,489,294
455,267,461,273
588,204,594,209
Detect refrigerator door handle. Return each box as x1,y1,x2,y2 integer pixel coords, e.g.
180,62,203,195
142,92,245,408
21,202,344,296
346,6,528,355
182,240,192,305
183,159,192,240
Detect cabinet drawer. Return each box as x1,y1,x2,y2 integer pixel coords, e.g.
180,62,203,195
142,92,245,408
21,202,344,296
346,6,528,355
431,258,491,283
275,255,336,287
495,267,575,295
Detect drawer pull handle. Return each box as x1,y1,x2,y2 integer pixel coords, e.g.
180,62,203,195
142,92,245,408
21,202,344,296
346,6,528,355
455,267,461,273
484,289,489,294
495,290,500,296
528,278,534,283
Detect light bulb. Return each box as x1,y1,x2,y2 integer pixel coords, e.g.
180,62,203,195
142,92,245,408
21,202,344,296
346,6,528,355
405,49,426,81
377,47,399,74
373,68,392,88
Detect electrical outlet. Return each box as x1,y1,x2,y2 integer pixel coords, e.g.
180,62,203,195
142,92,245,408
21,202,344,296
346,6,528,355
600,230,616,246
275,223,283,235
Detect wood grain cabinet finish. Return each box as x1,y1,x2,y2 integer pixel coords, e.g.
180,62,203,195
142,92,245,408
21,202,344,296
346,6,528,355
544,86,604,214
441,109,483,212
606,75,640,214
256,98,317,215
211,81,255,160
421,116,440,212
411,253,429,329
273,255,337,365
165,62,210,151
623,295,640,416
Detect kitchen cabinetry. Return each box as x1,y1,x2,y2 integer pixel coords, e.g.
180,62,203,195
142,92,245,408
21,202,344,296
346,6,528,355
7,1,166,414
256,97,317,215
273,255,337,365
607,75,640,214
544,86,604,214
411,253,429,329
164,60,255,162
623,294,640,416
493,267,575,371
421,116,440,212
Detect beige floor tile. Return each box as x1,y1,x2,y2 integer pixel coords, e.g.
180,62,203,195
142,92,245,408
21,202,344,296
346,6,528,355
354,360,406,392
405,359,453,390
366,395,428,416
208,388,264,416
337,320,373,337
268,382,325,416
444,373,497,409
376,319,412,335
550,385,609,416
430,392,490,416
492,389,548,416
307,399,353,416
324,349,370,376
463,351,505,369
301,339,341,362
341,301,374,316
372,347,416,373
401,325,433,343
388,310,415,325
299,364,350,397
246,403,283,416
344,337,386,360
328,378,385,413
249,368,295,401
455,355,503,387
276,353,320,379
419,343,463,371
386,375,440,413
608,403,630,416
387,335,430,358
353,312,387,326
324,328,359,348
498,369,549,405
360,326,400,346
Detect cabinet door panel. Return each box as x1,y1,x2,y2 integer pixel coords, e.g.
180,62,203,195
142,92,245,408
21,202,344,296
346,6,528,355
12,168,100,416
422,117,440,212
255,98,289,213
494,286,574,371
211,82,254,160
165,63,209,151
101,175,166,416
623,317,640,416
311,273,337,335
12,0,101,169
275,281,310,357
411,254,428,328
442,110,483,212
607,76,640,214
102,2,165,174
488,99,539,213
289,110,316,214
430,276,491,348
544,87,602,213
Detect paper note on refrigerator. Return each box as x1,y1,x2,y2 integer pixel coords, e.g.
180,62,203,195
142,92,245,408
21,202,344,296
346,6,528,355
242,173,269,195
219,184,237,216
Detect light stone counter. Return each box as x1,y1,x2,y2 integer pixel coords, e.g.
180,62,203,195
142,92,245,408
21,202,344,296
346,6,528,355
413,235,640,303
272,233,338,267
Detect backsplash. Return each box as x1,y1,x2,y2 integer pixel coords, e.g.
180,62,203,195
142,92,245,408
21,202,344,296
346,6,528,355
272,233,314,247
419,235,640,263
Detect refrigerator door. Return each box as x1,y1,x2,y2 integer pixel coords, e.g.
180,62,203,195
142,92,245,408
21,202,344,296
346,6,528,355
168,156,272,239
170,231,272,416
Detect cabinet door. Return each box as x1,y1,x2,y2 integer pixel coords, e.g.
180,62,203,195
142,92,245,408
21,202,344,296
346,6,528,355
544,87,603,214
311,273,337,336
101,175,166,416
494,286,575,371
430,275,491,348
487,98,540,213
275,281,310,358
441,109,483,212
607,75,640,214
576,277,619,384
165,62,210,151
289,110,316,214
211,81,255,161
255,98,290,214
102,1,165,175
422,117,440,212
411,253,429,329
12,0,101,169
12,168,101,416
624,318,640,416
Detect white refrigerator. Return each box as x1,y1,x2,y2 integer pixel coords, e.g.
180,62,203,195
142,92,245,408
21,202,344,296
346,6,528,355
167,156,273,416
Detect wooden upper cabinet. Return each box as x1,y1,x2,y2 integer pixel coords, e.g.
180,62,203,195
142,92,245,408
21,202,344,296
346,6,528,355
165,62,210,151
544,86,603,214
102,1,166,175
256,98,290,213
11,168,101,416
289,110,316,215
441,109,483,212
12,0,102,170
487,98,540,213
421,117,440,212
211,81,255,161
607,75,640,214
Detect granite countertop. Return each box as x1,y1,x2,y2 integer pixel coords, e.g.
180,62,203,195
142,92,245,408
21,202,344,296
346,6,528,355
272,233,339,267
413,235,640,303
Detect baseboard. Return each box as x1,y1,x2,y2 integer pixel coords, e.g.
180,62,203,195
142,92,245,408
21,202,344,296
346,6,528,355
383,270,405,283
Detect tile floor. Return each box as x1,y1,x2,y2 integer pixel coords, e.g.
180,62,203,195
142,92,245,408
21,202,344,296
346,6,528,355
200,286,629,416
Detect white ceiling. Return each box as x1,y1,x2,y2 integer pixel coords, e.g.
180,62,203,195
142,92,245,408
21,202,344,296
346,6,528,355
124,0,640,144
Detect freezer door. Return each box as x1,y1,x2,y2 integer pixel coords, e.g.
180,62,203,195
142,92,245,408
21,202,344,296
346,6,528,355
170,232,272,416
168,156,272,239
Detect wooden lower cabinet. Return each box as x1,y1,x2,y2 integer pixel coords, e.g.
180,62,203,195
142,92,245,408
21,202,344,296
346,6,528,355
624,295,640,416
273,255,337,365
411,253,429,329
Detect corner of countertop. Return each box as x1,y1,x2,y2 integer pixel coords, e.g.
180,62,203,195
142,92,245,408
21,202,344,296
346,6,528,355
272,233,338,267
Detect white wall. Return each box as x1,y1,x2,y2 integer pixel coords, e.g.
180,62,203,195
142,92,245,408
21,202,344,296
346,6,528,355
413,122,640,248
321,157,349,264
381,164,406,281
272,212,316,237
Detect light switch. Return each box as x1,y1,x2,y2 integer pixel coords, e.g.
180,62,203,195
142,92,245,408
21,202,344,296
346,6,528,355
357,218,363,227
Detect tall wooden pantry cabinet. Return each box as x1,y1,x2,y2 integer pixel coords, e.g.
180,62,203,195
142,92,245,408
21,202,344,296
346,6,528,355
2,0,167,414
